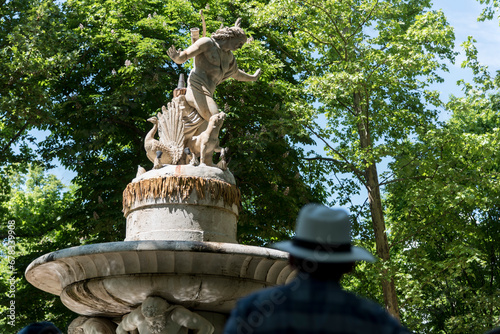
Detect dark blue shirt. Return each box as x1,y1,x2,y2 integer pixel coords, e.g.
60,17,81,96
224,275,411,334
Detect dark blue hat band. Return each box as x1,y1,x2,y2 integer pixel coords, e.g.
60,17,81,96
292,238,351,253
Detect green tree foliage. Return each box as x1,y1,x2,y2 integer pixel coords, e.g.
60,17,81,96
0,165,77,332
249,0,456,319
477,0,500,23
0,0,71,164
4,0,499,331
385,88,500,333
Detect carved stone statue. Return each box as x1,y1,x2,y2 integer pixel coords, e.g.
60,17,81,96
68,316,117,334
167,18,261,123
140,18,259,172
116,296,214,334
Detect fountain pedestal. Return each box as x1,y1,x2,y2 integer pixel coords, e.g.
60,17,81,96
123,165,240,243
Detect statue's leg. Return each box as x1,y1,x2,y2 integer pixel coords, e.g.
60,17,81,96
204,152,214,166
185,88,219,123
199,142,206,166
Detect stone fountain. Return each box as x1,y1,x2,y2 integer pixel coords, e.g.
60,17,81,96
25,18,295,334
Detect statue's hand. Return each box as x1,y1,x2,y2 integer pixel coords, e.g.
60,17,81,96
252,69,262,81
167,45,183,64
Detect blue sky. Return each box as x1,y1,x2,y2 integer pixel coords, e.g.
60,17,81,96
432,0,500,100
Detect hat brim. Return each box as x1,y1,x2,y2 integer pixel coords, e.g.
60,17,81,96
272,241,376,263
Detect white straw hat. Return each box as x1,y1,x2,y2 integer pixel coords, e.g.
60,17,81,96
273,204,375,263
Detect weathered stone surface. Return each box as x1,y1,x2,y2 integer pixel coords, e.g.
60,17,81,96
116,295,215,334
25,241,296,316
123,165,240,242
68,316,117,334
132,162,236,185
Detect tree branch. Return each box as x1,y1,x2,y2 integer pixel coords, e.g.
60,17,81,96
299,0,349,59
288,17,342,59
267,35,314,78
379,175,431,187
333,96,357,117
103,117,145,138
303,156,365,183
0,122,29,161
379,138,455,186
332,171,368,212
302,124,367,185
348,0,380,40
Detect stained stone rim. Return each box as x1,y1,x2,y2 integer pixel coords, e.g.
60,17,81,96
26,241,288,269
25,241,292,295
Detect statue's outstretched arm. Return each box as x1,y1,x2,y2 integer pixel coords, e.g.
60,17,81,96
168,37,212,64
231,68,261,82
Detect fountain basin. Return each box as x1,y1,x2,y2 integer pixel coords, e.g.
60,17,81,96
25,241,295,316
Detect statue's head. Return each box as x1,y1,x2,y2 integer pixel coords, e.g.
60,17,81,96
141,296,170,318
212,18,247,43
210,112,226,126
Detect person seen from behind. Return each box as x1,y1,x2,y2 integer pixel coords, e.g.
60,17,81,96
224,203,412,334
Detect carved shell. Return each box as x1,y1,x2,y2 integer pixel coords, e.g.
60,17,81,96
156,101,185,164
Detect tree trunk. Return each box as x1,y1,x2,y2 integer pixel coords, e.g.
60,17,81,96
354,92,400,320
366,163,400,320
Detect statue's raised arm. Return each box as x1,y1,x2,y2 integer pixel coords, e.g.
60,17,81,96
167,38,213,65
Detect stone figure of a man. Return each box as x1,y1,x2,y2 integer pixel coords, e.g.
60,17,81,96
116,296,214,334
167,18,261,123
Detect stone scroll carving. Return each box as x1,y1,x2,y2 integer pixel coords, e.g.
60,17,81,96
116,296,214,334
139,17,260,173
